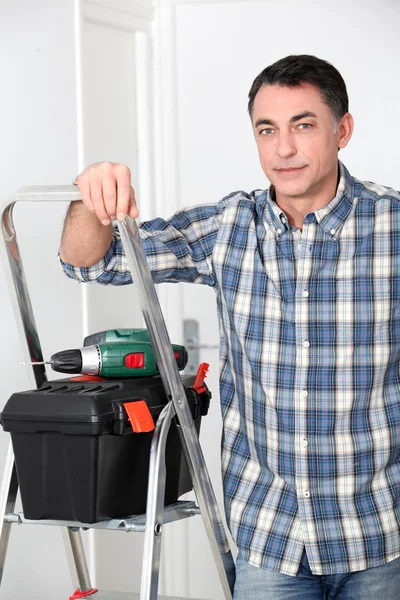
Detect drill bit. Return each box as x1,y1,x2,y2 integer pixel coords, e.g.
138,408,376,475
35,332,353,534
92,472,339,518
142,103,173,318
20,361,51,366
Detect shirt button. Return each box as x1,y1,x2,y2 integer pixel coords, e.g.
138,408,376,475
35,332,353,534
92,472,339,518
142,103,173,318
304,490,310,498
302,340,310,348
302,438,309,447
330,228,336,236
277,228,283,235
302,290,309,298
301,390,308,397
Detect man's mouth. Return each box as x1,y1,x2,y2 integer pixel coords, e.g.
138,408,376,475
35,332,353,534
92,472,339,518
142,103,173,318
275,166,307,174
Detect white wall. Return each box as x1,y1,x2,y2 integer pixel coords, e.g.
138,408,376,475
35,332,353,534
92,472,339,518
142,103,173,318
0,0,83,598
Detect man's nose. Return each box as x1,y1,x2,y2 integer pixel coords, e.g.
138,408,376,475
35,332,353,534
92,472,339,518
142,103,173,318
276,132,296,158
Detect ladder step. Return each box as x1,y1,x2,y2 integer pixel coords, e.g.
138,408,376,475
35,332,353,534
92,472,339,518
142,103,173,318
4,501,200,532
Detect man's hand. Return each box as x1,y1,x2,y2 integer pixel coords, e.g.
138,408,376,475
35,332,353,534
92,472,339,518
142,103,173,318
75,162,139,225
60,162,138,266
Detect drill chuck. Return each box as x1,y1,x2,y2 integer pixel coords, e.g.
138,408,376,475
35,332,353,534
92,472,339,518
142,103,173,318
50,349,82,374
50,346,101,375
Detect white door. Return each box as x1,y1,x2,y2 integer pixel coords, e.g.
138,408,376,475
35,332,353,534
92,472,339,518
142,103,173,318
78,0,158,593
156,1,400,598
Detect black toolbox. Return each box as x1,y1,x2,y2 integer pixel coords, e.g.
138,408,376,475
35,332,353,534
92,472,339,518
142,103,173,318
0,374,210,523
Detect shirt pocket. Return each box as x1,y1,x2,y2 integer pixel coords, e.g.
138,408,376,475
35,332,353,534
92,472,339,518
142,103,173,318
336,276,392,345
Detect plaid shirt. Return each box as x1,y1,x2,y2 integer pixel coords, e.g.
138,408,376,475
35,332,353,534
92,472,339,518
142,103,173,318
62,162,400,576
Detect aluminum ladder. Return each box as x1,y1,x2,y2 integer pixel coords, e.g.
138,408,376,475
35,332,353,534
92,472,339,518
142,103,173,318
0,186,234,600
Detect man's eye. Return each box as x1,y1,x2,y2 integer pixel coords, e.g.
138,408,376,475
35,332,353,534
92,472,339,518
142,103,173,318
260,128,274,135
298,123,312,130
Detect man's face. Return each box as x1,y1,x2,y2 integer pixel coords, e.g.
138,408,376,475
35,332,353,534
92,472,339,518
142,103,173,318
251,83,351,204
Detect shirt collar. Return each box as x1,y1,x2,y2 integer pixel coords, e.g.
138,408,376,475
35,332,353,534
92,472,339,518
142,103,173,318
314,161,355,238
264,161,356,239
265,187,290,235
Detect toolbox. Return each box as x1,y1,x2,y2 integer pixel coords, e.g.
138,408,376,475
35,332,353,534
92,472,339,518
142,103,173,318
0,374,210,523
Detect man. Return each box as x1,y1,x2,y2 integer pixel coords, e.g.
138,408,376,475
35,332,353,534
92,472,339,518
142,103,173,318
60,55,400,599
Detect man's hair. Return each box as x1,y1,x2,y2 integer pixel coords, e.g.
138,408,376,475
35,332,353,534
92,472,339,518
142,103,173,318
248,55,349,129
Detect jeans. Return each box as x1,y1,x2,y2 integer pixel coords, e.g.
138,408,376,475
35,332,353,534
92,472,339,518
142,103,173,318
233,550,400,599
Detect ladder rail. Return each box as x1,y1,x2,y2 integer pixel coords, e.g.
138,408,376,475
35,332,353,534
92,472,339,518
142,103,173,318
140,401,175,600
0,187,94,593
67,528,93,593
0,443,18,586
118,218,234,598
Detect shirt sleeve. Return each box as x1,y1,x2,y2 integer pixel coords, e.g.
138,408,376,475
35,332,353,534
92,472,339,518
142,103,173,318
59,203,221,287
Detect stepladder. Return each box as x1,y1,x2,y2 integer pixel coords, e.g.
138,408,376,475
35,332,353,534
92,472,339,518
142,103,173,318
0,186,235,600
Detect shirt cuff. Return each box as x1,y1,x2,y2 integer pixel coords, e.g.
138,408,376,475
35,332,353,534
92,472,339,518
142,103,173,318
58,239,116,283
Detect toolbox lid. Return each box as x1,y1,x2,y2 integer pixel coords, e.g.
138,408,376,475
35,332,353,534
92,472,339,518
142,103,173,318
0,375,210,436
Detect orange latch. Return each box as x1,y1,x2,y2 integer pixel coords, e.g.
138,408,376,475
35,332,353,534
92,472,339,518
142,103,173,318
193,362,209,394
123,400,155,433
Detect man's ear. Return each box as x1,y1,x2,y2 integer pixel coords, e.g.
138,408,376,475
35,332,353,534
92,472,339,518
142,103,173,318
337,113,354,150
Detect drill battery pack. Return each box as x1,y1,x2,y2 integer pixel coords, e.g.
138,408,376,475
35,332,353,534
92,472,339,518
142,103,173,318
0,374,210,523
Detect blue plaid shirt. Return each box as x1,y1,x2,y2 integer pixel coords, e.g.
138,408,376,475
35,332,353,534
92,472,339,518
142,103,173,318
62,162,400,576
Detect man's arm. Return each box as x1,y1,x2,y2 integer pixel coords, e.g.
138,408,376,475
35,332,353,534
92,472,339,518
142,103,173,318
60,201,112,267
59,161,222,288
60,162,138,267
